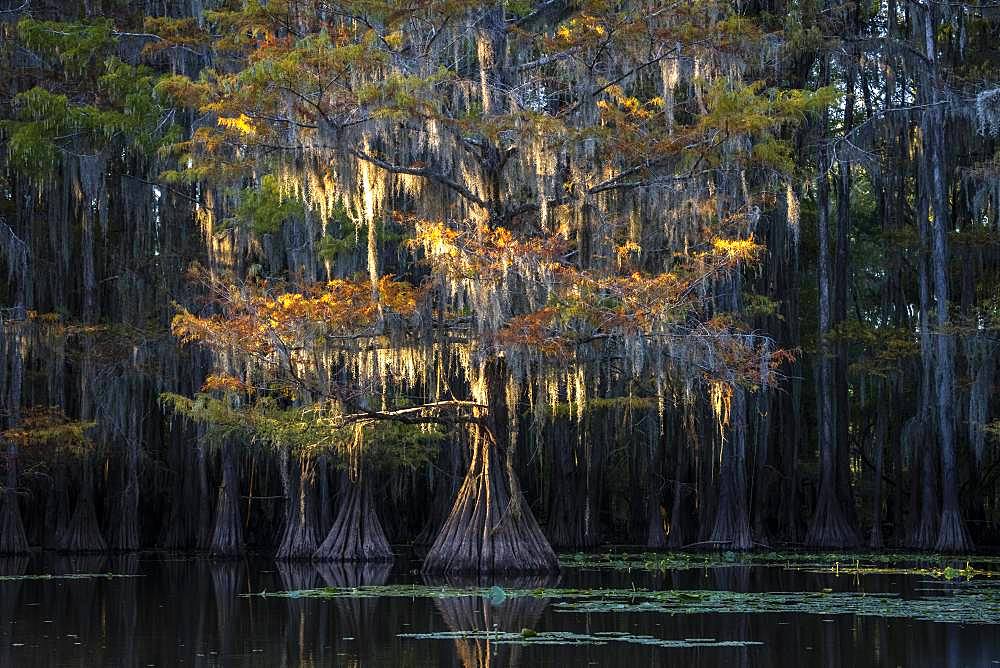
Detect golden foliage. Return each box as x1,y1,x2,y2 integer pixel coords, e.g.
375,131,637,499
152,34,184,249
2,407,95,454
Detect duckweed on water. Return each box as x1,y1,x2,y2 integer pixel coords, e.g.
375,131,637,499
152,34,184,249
796,561,996,580
397,630,763,648
550,589,1000,624
252,582,1000,624
559,550,1000,579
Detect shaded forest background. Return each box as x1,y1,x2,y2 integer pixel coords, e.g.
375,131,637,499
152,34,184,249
2,0,1000,572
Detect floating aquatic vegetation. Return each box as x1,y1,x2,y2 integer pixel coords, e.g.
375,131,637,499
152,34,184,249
560,551,724,571
794,561,997,580
251,584,677,601
249,581,1000,624
550,588,1000,625
559,550,1000,577
0,573,142,582
249,584,489,599
398,629,762,648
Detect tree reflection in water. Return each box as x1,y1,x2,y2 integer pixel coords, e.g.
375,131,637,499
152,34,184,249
424,574,559,668
0,556,998,667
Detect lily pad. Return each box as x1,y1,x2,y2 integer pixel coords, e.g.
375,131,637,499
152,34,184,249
486,585,507,606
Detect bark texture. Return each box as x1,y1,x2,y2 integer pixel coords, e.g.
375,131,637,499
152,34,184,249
314,470,392,562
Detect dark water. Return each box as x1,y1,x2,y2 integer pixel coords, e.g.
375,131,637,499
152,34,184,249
1,552,999,667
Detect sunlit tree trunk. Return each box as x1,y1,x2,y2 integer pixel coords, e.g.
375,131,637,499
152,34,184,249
424,361,558,574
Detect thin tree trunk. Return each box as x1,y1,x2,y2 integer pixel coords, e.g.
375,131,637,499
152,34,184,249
710,387,752,551
0,443,29,554
923,5,971,552
751,390,772,543
870,380,888,548
546,419,601,548
907,188,939,549
44,465,71,550
667,401,695,547
806,108,858,547
646,411,668,548
195,433,212,550
834,49,859,531
0,326,29,554
112,392,140,552
158,424,200,549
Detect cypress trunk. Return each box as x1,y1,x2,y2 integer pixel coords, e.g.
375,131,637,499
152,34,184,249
111,394,140,552
710,387,752,550
921,0,971,553
314,469,392,562
666,416,692,549
0,443,29,554
646,411,668,548
208,441,243,557
276,456,320,560
58,462,107,553
414,434,465,547
424,362,557,574
806,112,858,548
1,323,29,555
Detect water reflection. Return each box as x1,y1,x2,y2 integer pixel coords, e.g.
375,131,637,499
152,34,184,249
0,556,29,668
0,555,997,666
429,575,557,668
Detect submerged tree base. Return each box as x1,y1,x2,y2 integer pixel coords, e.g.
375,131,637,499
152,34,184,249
0,496,29,555
805,488,859,549
935,509,973,553
314,472,392,562
58,497,107,554
275,459,320,561
423,430,558,575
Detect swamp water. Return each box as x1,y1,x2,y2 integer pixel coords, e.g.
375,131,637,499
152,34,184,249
0,550,999,666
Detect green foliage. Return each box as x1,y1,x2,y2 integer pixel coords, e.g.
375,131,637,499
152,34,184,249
159,392,253,446
357,67,454,119
160,390,443,469
2,407,96,459
366,420,445,471
17,18,115,75
505,0,535,16
827,320,920,377
743,292,784,320
227,175,304,235
316,204,407,260
3,56,169,176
